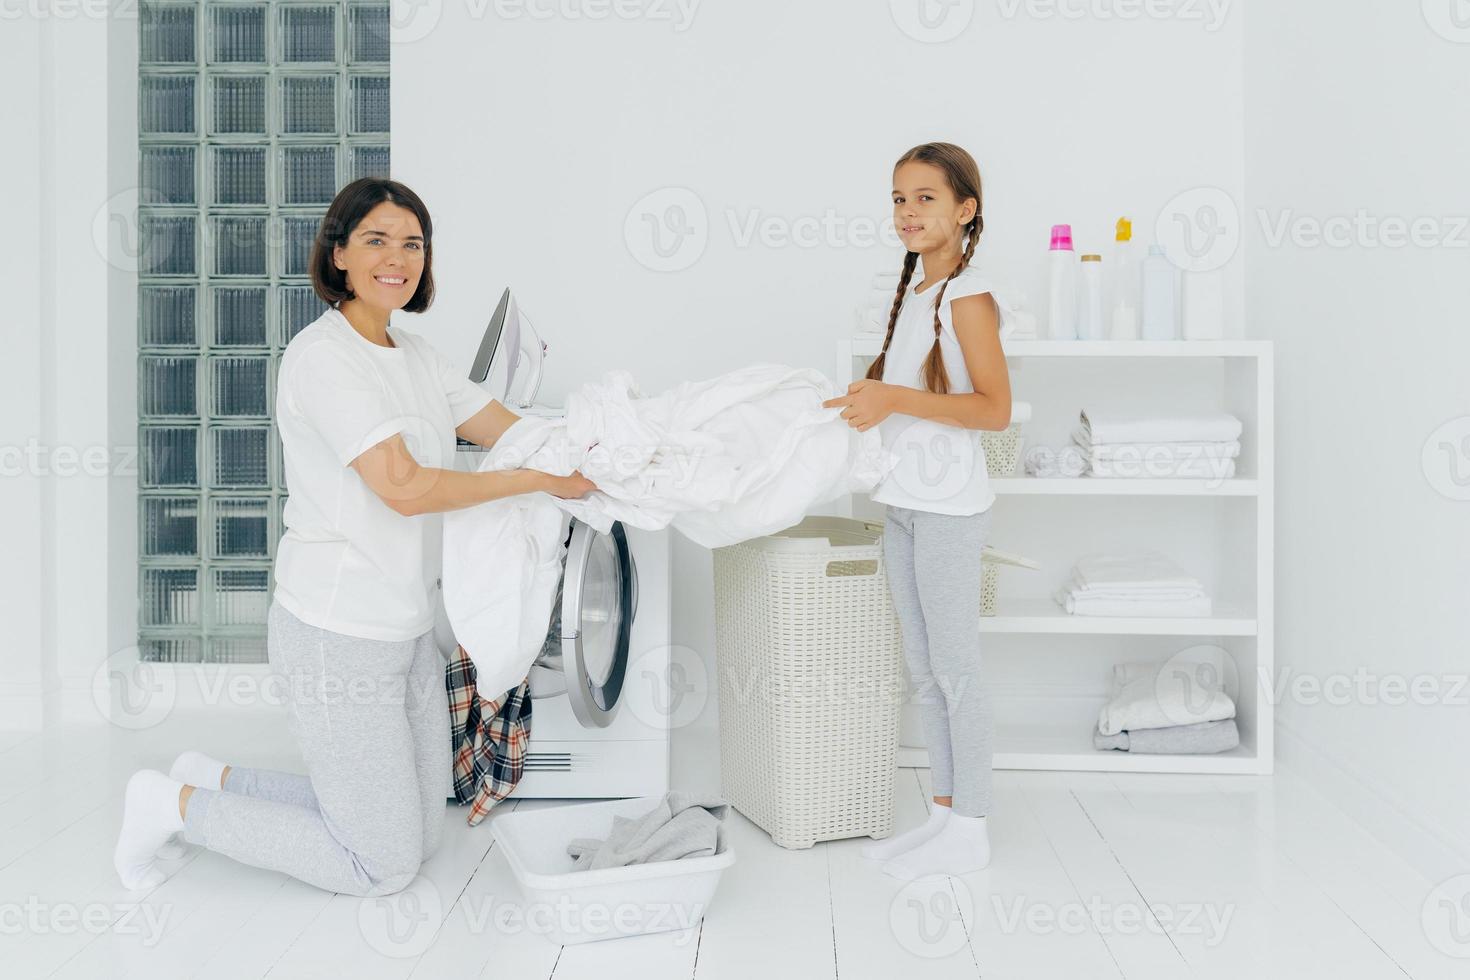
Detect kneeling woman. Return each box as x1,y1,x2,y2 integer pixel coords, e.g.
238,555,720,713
114,179,594,896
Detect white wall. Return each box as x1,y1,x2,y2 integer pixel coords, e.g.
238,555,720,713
1,9,47,728
392,0,1246,395
1,8,130,728
1244,1,1470,879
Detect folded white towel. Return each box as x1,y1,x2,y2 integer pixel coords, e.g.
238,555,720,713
1098,656,1236,735
1079,409,1243,446
1067,572,1205,602
1083,439,1240,461
1056,591,1214,617
1068,426,1242,479
1070,426,1240,461
1009,401,1033,425
1074,552,1203,592
1089,457,1237,480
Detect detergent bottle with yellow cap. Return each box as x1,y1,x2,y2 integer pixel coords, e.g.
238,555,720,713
1109,216,1140,340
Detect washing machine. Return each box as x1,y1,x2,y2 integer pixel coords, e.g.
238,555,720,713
441,289,673,799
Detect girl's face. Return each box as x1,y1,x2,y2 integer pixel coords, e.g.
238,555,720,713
332,201,426,311
892,160,975,255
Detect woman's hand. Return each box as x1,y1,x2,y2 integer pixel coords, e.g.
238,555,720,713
822,380,899,432
542,469,597,500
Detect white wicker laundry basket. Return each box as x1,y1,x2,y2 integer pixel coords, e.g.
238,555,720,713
714,517,902,850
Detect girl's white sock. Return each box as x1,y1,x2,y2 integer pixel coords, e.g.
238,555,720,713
860,802,951,861
881,812,991,880
154,751,226,858
113,769,185,891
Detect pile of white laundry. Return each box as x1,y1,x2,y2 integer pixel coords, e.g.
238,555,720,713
442,363,896,698
1072,409,1242,480
1094,653,1240,755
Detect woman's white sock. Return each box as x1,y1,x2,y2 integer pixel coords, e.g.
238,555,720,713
881,812,991,880
169,750,227,790
155,751,226,858
114,769,185,891
860,802,951,861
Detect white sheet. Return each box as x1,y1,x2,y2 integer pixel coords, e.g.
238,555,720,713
1078,409,1243,446
442,363,895,698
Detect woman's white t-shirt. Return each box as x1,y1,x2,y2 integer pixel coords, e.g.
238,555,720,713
273,306,493,641
872,263,1009,517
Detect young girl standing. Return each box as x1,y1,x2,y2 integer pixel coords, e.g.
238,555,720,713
824,142,1012,880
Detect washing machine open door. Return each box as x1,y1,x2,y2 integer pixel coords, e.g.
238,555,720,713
558,519,638,728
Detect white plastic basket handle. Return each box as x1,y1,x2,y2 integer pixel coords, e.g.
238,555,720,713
823,559,879,578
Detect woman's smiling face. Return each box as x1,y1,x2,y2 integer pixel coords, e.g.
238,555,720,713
892,160,975,253
332,201,426,311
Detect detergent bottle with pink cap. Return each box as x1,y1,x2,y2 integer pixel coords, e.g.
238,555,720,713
1046,223,1078,340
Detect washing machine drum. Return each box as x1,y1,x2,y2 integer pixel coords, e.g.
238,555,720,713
530,519,638,728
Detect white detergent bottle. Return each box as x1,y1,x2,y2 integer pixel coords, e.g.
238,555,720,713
1140,244,1178,340
1109,216,1140,339
1077,254,1104,340
1047,224,1078,340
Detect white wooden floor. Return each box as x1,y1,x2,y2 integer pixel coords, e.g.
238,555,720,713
0,715,1458,980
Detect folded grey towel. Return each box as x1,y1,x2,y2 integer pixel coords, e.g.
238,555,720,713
566,791,730,871
1093,718,1240,754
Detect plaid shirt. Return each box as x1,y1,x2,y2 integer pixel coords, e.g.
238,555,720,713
446,644,533,826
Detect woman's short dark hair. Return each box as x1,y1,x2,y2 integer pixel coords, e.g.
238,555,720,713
309,178,435,312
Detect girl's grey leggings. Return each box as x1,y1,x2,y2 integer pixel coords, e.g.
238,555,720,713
882,504,994,818
181,600,450,896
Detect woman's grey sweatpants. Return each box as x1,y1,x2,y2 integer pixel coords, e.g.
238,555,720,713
883,504,994,818
181,600,450,896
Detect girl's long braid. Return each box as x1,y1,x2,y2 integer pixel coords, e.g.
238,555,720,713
864,250,919,383
921,214,981,395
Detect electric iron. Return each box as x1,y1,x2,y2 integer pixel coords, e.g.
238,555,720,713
470,287,547,409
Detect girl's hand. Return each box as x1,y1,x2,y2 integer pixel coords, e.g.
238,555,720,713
822,380,898,432
543,469,597,499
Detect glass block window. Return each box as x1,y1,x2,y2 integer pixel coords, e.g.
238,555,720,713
138,1,390,664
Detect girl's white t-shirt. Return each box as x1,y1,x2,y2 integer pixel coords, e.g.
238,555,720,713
872,263,1009,516
273,306,493,641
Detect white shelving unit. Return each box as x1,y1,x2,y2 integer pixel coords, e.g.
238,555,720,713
836,336,1274,775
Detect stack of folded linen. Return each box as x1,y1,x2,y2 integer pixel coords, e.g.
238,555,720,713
1094,657,1240,754
1054,551,1212,617
1072,408,1242,479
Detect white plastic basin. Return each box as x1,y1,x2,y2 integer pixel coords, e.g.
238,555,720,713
489,796,736,945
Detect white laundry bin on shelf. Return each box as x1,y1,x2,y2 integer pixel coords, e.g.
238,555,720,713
714,516,903,849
